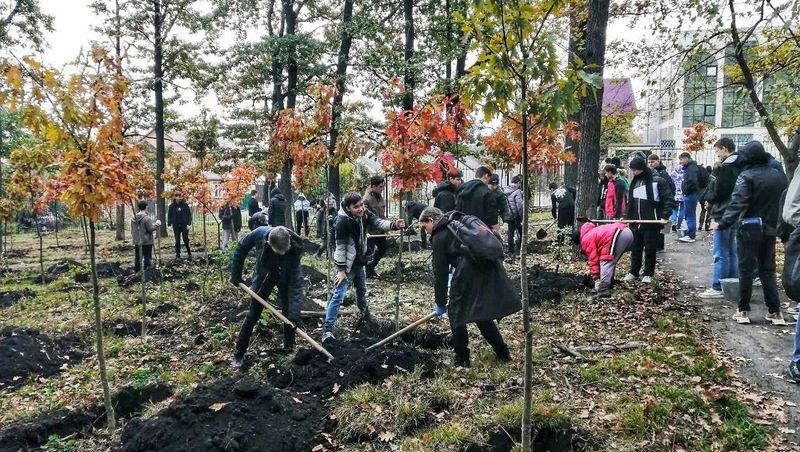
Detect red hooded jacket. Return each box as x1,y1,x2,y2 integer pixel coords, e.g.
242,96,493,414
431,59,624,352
580,222,629,278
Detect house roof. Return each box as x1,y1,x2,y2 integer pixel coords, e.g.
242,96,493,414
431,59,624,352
602,78,637,115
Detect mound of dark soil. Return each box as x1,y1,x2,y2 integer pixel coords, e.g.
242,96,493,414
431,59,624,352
0,327,86,390
96,261,127,278
467,423,599,452
121,378,327,452
181,281,200,291
523,265,588,303
103,318,158,337
302,264,327,285
268,335,436,398
4,249,28,258
527,240,553,255
118,268,163,288
383,239,424,257
146,303,178,318
301,239,321,254
0,288,36,308
46,259,84,277
0,383,173,451
354,319,449,350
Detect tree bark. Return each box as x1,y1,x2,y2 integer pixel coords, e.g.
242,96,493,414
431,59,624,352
115,204,125,240
563,3,586,187
280,0,298,229
326,0,354,202
89,220,116,430
153,0,168,237
520,80,533,452
575,0,610,218
402,0,415,111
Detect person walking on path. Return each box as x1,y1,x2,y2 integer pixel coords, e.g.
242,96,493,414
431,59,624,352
623,156,674,284
229,222,305,369
604,164,627,220
131,200,160,272
503,175,524,254
363,175,389,278
698,138,741,299
433,169,463,213
322,192,405,342
712,141,788,325
167,195,192,259
267,187,287,227
678,152,704,242
578,220,634,299
781,160,800,382
294,193,311,237
456,166,500,233
219,202,242,250
420,206,518,367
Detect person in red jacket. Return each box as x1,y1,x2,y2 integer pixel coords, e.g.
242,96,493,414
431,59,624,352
604,165,627,219
579,219,634,298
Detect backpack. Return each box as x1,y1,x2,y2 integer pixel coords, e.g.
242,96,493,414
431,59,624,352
697,165,710,189
442,211,504,264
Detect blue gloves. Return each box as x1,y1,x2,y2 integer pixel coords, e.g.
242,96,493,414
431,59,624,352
433,305,447,317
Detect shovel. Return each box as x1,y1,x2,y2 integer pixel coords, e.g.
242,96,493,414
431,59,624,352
238,283,334,362
536,222,556,240
365,312,437,352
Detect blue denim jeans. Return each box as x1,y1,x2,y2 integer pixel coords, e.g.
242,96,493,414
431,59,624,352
712,228,739,290
683,194,700,238
324,265,367,332
671,201,684,229
793,318,800,363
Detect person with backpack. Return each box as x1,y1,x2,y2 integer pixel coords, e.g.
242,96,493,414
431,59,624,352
578,219,634,299
503,175,524,254
433,169,463,213
678,152,707,243
420,206,519,367
322,192,405,342
228,220,305,369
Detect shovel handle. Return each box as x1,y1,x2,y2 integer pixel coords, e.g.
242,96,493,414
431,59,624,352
365,312,438,351
238,283,334,361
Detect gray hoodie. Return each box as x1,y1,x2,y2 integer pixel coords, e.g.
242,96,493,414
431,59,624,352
783,164,800,227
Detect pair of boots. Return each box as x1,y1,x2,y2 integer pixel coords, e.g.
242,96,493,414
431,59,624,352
454,344,511,368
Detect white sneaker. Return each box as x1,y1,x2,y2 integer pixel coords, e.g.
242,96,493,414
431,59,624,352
641,276,653,284
732,310,751,324
321,331,335,343
698,288,724,299
765,311,788,326
623,273,636,282
678,236,696,243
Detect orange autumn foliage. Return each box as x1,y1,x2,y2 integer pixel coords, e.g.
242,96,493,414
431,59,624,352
482,118,580,173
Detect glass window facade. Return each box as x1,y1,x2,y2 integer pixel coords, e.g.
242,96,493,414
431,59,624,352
682,54,718,127
721,46,757,127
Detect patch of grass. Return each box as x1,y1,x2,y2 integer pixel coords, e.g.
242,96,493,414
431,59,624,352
494,401,523,427
713,395,768,450
401,421,476,451
42,434,77,452
579,367,601,383
130,366,159,389
332,384,393,441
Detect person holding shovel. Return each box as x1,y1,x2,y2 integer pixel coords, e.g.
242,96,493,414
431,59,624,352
578,218,633,299
229,214,305,369
322,192,405,343
420,206,518,368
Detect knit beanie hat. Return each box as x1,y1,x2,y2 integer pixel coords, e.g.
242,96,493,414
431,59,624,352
629,156,647,171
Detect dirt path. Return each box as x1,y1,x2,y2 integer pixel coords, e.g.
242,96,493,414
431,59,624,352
660,230,800,443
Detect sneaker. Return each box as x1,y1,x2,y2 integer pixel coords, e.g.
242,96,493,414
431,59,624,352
230,354,244,369
623,273,636,282
698,288,724,299
787,304,800,315
789,361,800,383
641,276,653,284
765,311,788,326
321,331,335,343
732,310,751,324
678,236,696,243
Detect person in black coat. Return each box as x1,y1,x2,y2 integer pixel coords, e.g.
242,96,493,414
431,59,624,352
456,166,499,231
268,187,287,227
433,169,463,213
713,141,788,325
405,200,428,248
421,206,519,368
647,154,675,252
248,189,260,217
167,196,192,259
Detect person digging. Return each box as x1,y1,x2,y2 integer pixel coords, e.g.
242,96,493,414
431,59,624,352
577,218,634,299
420,206,519,368
229,214,305,369
321,192,405,343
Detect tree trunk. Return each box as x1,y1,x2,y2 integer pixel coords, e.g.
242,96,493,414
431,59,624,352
115,204,125,240
326,0,354,202
280,0,298,229
0,117,4,255
37,218,44,285
134,216,147,338
402,0,415,111
575,0,610,218
153,0,168,237
563,4,586,187
89,220,116,430
519,81,533,452
53,201,59,247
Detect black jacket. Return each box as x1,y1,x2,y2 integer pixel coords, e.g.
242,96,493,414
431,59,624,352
551,185,577,219
681,159,702,196
718,142,789,235
703,153,740,220
492,188,512,222
654,163,675,194
268,188,287,227
405,201,427,221
167,201,192,228
456,179,499,227
626,168,674,228
248,196,260,217
430,216,520,328
219,205,242,231
433,181,459,213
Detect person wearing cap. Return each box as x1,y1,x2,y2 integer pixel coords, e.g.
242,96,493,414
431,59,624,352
433,169,464,213
623,156,674,284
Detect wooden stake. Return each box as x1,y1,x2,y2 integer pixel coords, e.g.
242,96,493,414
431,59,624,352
365,312,437,351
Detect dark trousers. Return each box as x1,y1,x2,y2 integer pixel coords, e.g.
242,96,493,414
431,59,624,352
507,218,522,253
134,244,153,272
629,227,660,277
173,225,191,257
234,280,295,358
419,228,428,248
698,206,712,231
315,227,335,258
366,236,389,270
451,320,509,362
737,227,781,313
295,211,309,236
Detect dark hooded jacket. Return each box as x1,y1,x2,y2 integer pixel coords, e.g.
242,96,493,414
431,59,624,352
230,226,305,320
433,181,459,213
625,168,674,228
268,188,287,227
333,203,395,273
681,159,702,196
717,142,789,235
703,152,740,220
220,205,242,231
167,200,192,228
653,163,675,194
430,215,521,328
456,179,499,227
405,201,427,221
